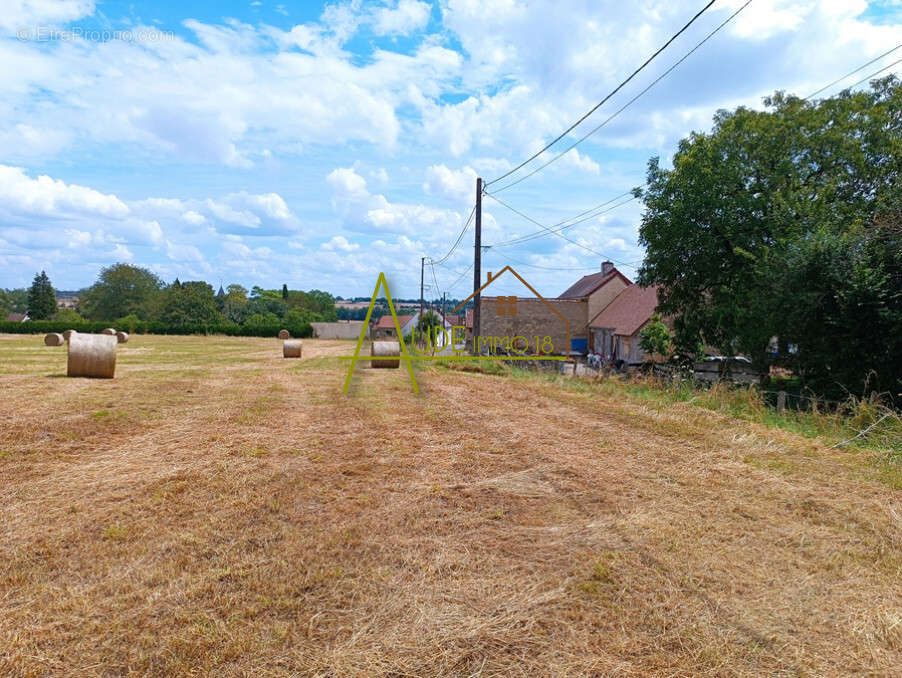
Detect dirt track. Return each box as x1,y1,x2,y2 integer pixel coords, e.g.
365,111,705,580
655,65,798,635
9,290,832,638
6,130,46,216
1,335,900,676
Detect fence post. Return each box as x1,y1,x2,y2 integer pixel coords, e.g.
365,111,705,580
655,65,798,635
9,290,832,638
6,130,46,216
777,390,787,414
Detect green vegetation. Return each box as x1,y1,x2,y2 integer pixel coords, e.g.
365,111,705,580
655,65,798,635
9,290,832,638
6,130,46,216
2,262,338,336
638,313,672,360
638,77,902,400
26,271,56,320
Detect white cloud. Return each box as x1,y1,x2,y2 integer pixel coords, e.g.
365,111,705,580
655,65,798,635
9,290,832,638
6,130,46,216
322,235,359,251
423,164,477,204
182,210,206,225
0,0,94,32
372,0,431,36
0,164,128,218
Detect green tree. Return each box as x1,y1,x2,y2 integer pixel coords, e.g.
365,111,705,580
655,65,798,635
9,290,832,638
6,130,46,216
80,263,164,321
160,281,222,325
5,288,28,313
223,284,249,323
27,271,57,319
639,314,672,361
0,289,11,317
53,308,84,324
637,77,902,397
282,284,289,300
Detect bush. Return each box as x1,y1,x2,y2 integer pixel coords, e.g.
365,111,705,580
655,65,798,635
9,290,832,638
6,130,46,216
0,320,313,338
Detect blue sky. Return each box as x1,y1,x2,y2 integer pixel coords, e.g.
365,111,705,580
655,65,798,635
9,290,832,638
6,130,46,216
1,0,900,298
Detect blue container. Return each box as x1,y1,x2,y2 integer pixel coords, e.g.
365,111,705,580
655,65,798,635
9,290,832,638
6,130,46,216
570,337,588,354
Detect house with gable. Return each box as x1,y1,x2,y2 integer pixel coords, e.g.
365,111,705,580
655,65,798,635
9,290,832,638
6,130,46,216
589,284,662,364
557,261,632,352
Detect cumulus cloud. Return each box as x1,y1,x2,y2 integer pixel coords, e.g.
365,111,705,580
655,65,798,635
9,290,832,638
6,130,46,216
423,164,477,204
372,0,431,36
0,164,128,218
0,0,94,32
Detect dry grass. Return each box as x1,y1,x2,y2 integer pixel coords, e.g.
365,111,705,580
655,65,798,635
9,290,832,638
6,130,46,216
1,334,901,676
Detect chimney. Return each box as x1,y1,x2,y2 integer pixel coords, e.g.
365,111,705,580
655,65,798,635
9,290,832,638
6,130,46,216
601,261,614,276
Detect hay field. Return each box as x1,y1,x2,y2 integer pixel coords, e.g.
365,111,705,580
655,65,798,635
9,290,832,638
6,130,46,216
1,334,900,676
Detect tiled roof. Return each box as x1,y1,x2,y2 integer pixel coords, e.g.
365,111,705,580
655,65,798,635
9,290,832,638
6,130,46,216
374,314,414,330
558,268,631,299
588,285,660,336
5,313,27,322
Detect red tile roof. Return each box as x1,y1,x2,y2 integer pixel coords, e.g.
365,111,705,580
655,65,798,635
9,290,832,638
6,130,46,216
443,314,463,326
588,285,659,336
558,268,631,299
374,314,414,330
5,312,27,322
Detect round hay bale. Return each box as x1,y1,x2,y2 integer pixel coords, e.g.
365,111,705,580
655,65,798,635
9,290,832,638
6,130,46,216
371,340,400,368
101,327,117,336
62,329,76,342
283,339,302,358
115,331,129,344
67,333,117,379
278,329,291,340
44,332,65,347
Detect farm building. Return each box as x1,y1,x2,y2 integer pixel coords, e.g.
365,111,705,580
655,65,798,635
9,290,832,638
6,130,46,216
5,312,29,322
589,284,661,364
311,321,368,340
558,261,632,327
467,261,633,355
372,313,418,339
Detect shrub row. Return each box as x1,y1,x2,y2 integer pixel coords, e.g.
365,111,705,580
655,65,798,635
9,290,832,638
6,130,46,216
0,320,313,338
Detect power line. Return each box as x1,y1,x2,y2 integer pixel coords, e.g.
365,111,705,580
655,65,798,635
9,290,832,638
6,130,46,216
485,193,636,266
489,191,632,246
844,55,902,92
492,194,637,248
489,0,754,195
805,43,902,100
484,0,718,189
445,262,474,292
489,249,624,272
430,203,476,265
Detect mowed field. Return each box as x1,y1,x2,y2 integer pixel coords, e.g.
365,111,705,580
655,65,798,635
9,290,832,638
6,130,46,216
1,334,901,677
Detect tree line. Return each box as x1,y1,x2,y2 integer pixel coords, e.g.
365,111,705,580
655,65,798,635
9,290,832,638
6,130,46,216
1,264,338,336
638,76,902,400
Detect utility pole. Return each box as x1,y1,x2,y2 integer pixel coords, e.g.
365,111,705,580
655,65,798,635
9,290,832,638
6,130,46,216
473,177,482,352
420,256,425,317
441,292,446,324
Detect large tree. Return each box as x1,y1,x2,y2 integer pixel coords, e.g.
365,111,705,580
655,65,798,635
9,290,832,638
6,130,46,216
638,77,902,398
80,263,164,321
161,281,222,325
27,271,57,319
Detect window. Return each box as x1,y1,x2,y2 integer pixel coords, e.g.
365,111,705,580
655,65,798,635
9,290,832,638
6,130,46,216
496,296,517,316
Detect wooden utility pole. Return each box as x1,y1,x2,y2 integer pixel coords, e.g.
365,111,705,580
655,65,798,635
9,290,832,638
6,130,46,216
420,256,425,317
473,177,482,351
441,292,446,324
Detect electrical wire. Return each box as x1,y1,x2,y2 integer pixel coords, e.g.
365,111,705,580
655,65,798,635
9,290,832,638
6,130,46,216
485,193,637,266
430,204,476,266
493,194,637,248
805,43,902,100
489,191,632,247
445,262,474,292
488,0,754,195
485,0,718,188
489,249,624,272
843,55,902,92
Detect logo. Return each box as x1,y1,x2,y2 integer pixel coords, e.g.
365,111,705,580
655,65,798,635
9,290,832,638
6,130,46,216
341,267,568,393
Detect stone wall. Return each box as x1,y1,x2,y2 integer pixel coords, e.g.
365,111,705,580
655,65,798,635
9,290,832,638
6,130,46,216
311,321,368,340
477,297,587,355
